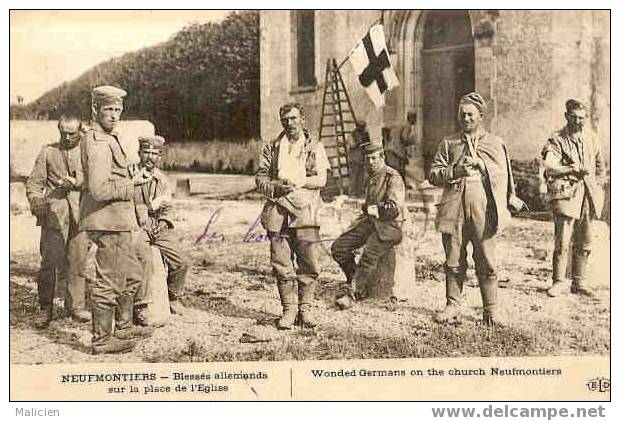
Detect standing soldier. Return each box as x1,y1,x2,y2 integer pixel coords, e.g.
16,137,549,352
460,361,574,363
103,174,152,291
255,103,329,329
331,134,406,309
81,85,154,354
429,92,521,326
133,135,189,319
385,110,417,183
26,115,91,328
543,99,606,297
348,120,368,198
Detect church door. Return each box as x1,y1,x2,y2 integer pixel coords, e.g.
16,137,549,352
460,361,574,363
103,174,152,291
421,11,475,171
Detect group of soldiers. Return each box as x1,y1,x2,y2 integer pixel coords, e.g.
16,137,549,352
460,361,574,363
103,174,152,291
25,85,606,353
26,86,189,354
256,92,606,329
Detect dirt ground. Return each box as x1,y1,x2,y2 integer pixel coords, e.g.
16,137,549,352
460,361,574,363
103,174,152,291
9,191,610,364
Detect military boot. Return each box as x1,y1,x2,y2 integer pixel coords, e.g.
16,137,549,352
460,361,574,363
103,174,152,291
433,271,463,325
570,252,594,296
33,304,54,330
114,294,154,340
479,275,502,327
276,279,297,330
92,306,134,355
297,279,318,328
168,266,188,315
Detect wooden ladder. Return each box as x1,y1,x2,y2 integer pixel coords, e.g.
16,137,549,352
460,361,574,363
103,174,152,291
319,58,357,197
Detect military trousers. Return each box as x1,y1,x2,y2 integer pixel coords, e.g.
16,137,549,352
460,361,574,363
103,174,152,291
37,227,71,307
552,197,593,283
268,227,320,285
134,228,189,302
441,178,496,279
86,231,143,311
66,231,96,312
331,218,394,284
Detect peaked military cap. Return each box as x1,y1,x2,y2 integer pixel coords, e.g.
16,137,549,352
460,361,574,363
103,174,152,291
138,135,166,152
92,85,127,106
361,141,383,156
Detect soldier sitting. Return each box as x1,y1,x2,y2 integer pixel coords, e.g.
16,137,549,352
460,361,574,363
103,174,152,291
133,135,189,323
331,131,406,309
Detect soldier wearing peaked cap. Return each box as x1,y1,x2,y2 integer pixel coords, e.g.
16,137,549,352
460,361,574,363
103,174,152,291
429,92,523,327
131,135,189,320
543,99,606,298
331,133,406,309
80,85,155,354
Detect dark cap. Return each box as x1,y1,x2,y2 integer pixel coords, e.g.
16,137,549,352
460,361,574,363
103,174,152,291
565,98,588,112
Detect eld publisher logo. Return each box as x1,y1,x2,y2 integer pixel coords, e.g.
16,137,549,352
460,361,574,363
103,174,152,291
586,377,610,393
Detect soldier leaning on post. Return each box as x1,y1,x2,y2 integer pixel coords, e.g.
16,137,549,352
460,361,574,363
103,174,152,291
25,115,91,328
331,130,406,310
255,102,330,330
543,99,606,298
132,135,189,321
429,92,524,327
80,85,155,354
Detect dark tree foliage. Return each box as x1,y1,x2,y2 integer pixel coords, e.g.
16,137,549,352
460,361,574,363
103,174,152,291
17,11,259,142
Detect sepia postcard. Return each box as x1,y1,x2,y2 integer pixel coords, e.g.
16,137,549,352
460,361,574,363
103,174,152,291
8,9,611,402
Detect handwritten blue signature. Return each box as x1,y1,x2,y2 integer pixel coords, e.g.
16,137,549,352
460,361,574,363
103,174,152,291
195,209,337,245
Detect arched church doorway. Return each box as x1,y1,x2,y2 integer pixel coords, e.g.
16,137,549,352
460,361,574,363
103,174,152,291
419,10,475,173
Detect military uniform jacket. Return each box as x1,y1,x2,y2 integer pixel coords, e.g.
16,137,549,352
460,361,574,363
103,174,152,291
134,168,174,230
256,130,327,231
429,130,512,235
543,126,606,219
25,142,84,233
347,165,406,244
79,122,137,232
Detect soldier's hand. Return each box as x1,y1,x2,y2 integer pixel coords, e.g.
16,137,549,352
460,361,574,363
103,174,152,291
151,195,171,211
273,181,294,197
127,163,139,178
132,168,153,186
379,201,399,219
453,163,472,178
60,176,77,189
508,195,529,213
366,204,380,218
568,163,582,175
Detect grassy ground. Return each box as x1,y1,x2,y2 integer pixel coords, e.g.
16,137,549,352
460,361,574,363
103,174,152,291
9,193,610,364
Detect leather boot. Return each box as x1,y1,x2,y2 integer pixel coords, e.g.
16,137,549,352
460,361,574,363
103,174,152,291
92,306,134,355
168,266,188,315
168,265,188,297
276,279,297,330
114,294,154,339
479,275,502,327
34,305,53,330
571,252,594,296
433,270,463,324
297,280,318,328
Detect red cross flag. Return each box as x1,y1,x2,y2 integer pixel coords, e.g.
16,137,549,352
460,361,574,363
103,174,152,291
347,24,399,108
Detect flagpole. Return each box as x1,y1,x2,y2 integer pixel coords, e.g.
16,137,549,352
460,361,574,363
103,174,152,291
337,15,384,70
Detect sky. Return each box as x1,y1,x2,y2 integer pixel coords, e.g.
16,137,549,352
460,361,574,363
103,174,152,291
9,10,231,103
